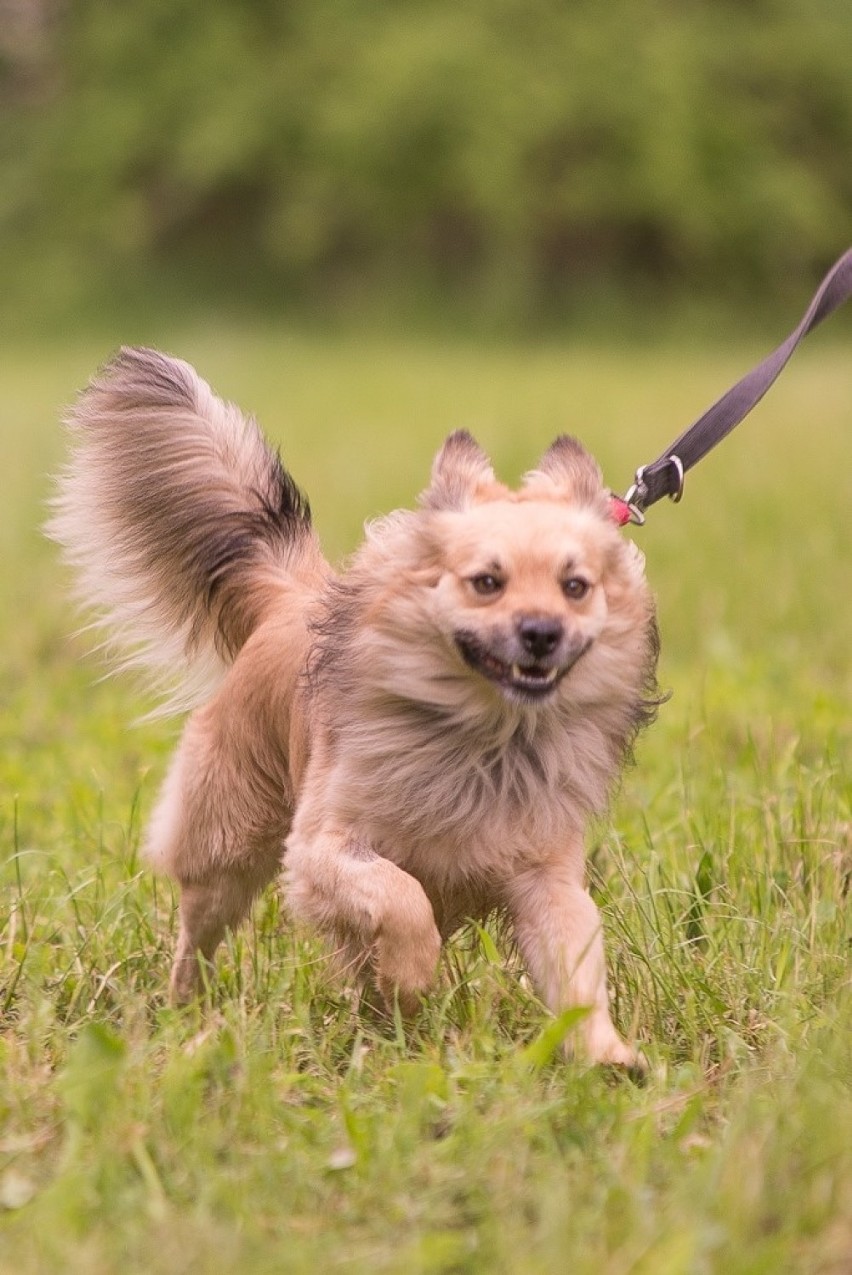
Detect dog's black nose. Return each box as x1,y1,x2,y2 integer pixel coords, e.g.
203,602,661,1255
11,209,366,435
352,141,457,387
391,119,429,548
517,616,563,659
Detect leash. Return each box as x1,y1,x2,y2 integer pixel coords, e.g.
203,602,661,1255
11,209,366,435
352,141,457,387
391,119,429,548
610,247,852,527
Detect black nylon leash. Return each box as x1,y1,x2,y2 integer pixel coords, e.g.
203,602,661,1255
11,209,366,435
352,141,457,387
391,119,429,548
613,247,852,526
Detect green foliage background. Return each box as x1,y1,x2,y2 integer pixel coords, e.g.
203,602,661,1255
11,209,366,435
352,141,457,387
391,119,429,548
2,0,850,327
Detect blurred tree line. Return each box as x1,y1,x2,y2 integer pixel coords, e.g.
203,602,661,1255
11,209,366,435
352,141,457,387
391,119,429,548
1,0,850,324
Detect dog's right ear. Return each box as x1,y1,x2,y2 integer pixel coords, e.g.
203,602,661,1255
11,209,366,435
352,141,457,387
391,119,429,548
420,430,496,511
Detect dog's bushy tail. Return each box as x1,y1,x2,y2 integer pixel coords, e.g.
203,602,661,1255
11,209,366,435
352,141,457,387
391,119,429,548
48,346,321,713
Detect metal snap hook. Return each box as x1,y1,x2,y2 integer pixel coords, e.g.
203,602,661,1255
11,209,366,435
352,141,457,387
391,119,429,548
622,466,648,525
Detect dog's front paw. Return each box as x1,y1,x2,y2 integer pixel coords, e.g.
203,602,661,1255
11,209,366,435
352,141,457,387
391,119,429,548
592,1036,648,1077
374,938,441,1018
373,882,441,1017
565,1012,647,1075
169,951,205,1005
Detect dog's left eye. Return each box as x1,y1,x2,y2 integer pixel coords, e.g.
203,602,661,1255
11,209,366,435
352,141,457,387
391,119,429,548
562,576,590,601
470,573,504,596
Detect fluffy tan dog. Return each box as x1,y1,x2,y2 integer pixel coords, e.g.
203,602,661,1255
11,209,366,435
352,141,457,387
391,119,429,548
50,347,659,1067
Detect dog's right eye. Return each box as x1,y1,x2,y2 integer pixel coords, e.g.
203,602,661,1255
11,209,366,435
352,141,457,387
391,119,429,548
470,573,504,596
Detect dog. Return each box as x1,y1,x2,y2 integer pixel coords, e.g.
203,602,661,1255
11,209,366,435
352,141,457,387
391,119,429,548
49,346,659,1067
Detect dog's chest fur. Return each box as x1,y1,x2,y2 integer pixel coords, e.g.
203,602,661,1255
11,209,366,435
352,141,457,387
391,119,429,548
310,689,624,895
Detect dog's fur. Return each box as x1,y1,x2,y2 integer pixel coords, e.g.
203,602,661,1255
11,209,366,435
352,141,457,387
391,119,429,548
49,346,659,1066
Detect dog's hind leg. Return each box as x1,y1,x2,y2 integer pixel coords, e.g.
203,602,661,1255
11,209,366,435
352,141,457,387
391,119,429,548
506,847,642,1069
145,655,295,1003
169,869,276,1003
148,742,285,1002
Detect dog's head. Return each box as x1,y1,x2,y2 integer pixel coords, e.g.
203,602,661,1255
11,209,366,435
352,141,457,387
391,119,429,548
414,431,646,707
347,431,657,721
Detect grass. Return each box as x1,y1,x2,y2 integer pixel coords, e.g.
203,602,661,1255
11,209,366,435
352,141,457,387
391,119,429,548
1,324,850,1273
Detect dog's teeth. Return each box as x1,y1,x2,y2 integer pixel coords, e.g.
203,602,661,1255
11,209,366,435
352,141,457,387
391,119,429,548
510,664,559,687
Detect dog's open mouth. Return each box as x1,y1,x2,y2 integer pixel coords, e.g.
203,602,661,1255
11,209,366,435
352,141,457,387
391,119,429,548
455,635,566,700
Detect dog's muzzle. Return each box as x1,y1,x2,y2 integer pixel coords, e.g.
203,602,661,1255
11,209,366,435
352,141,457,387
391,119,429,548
454,629,591,702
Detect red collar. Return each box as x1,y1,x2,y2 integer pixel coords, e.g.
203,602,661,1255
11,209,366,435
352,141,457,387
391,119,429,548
609,494,634,527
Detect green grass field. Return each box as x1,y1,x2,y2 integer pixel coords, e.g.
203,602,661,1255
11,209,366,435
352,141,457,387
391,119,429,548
1,328,850,1273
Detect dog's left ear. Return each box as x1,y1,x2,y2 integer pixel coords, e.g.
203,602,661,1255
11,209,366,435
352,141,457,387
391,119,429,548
421,430,497,511
523,435,603,504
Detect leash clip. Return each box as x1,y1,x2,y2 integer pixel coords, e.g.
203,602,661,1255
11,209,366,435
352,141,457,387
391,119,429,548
621,466,648,525
622,454,685,524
